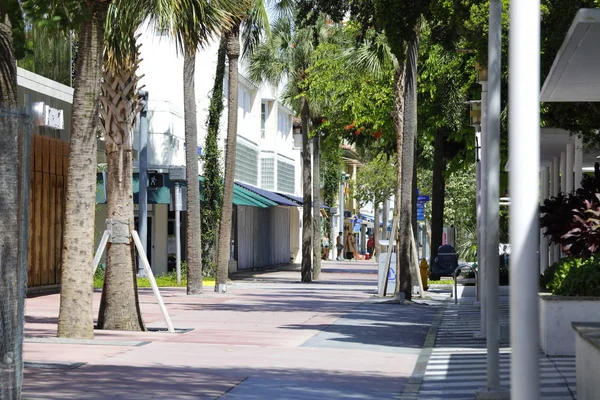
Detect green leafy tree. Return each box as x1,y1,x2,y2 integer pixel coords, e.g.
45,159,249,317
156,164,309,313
201,36,226,278
354,153,396,258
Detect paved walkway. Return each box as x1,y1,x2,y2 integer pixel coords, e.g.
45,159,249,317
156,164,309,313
22,261,438,399
407,290,577,400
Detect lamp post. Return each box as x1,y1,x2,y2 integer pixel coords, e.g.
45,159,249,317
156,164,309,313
339,172,350,260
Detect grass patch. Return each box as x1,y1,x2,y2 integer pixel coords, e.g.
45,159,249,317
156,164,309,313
428,279,454,285
94,275,216,289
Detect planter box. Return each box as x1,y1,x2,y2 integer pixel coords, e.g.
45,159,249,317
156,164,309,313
573,323,600,400
539,293,600,356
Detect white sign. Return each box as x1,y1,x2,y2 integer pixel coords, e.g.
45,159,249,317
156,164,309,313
43,105,64,129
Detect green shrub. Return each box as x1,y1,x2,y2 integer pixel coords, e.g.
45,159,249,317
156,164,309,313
541,256,600,296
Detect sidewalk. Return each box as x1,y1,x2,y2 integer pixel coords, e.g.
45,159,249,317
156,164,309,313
405,287,577,400
22,260,438,399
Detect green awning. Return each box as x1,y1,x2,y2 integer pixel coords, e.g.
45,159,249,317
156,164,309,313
96,173,277,208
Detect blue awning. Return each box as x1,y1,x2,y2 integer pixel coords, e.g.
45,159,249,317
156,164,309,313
236,181,298,206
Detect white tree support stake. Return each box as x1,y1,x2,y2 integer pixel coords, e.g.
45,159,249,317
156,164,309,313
132,230,175,333
93,230,111,275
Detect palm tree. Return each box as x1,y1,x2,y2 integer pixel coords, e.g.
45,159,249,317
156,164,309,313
95,1,147,331
57,1,111,339
215,0,271,292
0,2,26,396
162,0,241,295
250,14,331,282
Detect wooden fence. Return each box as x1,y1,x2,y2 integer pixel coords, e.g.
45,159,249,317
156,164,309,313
28,135,69,287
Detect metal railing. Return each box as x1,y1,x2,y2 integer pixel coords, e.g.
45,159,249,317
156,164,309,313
454,264,478,304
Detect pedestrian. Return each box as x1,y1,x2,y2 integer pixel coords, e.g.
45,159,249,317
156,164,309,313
346,232,356,261
367,235,375,257
336,231,344,260
322,233,330,260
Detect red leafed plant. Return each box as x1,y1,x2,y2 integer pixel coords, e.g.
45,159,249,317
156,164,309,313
561,195,600,258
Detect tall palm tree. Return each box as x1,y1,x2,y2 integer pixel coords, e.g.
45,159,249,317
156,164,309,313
250,14,330,282
163,0,242,295
215,0,270,292
56,0,111,339
0,2,26,396
95,0,147,331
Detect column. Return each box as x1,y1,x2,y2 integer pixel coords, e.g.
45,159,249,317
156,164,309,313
479,80,488,338
509,0,541,397
560,152,566,193
566,143,574,193
574,136,583,189
552,157,560,264
540,167,549,274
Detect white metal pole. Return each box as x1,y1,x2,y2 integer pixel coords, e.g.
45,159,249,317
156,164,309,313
574,136,583,189
560,152,566,193
540,167,549,274
339,179,345,260
138,91,149,278
509,0,541,397
476,128,482,302
566,143,574,193
93,230,111,275
552,157,560,264
479,81,488,338
174,182,182,285
485,0,501,391
132,230,175,333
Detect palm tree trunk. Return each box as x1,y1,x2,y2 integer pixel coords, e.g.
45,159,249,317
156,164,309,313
398,26,420,300
97,138,144,330
58,8,107,339
393,63,406,296
216,27,240,293
312,133,321,280
96,53,145,331
301,100,312,282
430,129,446,266
184,49,203,295
0,12,24,398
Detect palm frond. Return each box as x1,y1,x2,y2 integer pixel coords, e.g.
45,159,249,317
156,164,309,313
241,0,270,58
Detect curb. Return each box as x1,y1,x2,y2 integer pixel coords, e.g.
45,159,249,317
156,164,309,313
400,302,447,400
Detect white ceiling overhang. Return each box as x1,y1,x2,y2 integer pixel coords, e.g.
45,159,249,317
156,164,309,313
541,9,600,102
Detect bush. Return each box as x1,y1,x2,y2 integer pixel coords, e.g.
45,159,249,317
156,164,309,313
541,256,600,296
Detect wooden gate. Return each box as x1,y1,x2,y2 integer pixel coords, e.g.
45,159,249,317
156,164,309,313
28,135,69,287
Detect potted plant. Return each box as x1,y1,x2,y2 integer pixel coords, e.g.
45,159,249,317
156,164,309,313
539,172,600,356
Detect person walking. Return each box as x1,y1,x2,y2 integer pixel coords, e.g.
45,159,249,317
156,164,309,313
346,231,357,261
322,233,330,260
367,234,375,258
336,232,344,261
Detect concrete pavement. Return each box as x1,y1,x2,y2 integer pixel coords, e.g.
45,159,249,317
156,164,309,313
22,260,439,399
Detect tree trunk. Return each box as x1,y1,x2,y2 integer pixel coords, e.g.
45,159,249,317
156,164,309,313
0,12,25,398
373,201,380,260
184,49,203,295
96,43,144,331
312,133,321,280
301,100,312,282
393,61,406,296
398,27,419,300
430,129,446,267
216,27,240,292
201,36,227,277
58,8,107,339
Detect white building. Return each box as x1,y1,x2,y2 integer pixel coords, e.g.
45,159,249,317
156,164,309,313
99,25,304,274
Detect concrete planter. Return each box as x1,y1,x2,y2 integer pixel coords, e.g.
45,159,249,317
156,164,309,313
573,322,600,400
539,293,600,356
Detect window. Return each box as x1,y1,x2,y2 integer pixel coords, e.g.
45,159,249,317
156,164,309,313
261,103,267,139
277,160,295,194
261,157,275,190
278,110,291,137
239,86,252,119
235,143,258,185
